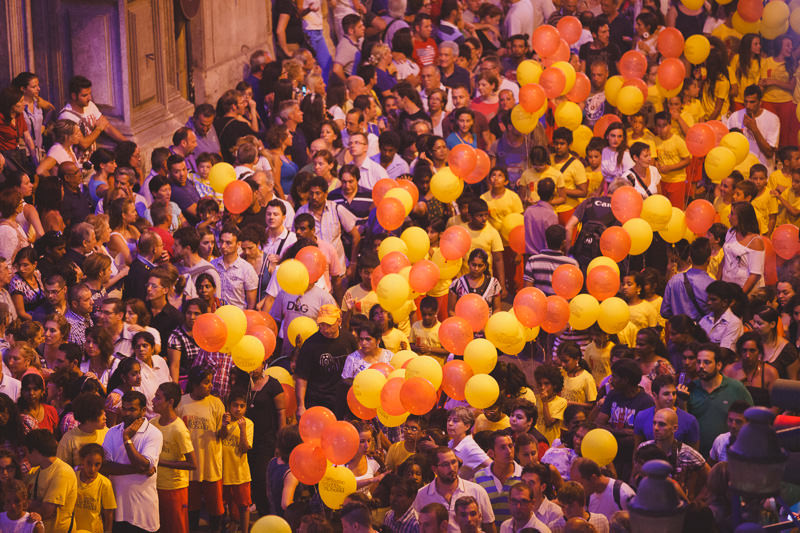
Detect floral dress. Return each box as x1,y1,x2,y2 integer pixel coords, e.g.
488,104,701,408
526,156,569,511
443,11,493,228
9,272,43,313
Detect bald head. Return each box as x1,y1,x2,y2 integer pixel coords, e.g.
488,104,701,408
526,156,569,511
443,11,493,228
653,408,678,442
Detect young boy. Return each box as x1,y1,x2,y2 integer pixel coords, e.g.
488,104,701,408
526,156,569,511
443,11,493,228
769,146,800,193
480,167,523,232
707,223,728,280
775,168,800,226
627,112,658,157
195,152,224,202
57,393,109,468
748,164,779,235
464,199,506,291
713,171,743,228
551,127,589,224
219,392,253,533
341,253,379,317
409,297,448,362
733,178,758,204
447,192,475,228
152,382,196,533
584,138,604,196
654,111,691,209
385,416,425,471
0,480,44,533
519,146,564,206
74,444,116,533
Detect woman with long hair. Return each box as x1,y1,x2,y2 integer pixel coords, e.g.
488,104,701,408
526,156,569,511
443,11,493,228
195,272,225,313
0,86,36,173
11,72,55,162
318,120,344,160
445,108,477,149
34,178,65,233
723,331,778,406
18,373,58,433
341,322,393,378
721,202,765,294
423,135,449,172
448,249,503,316
266,124,298,198
601,122,634,186
368,304,408,353
760,36,798,147
9,247,41,321
104,356,141,427
114,141,144,186
730,33,762,110
778,278,800,330
40,313,70,371
3,170,43,241
108,197,140,266
35,119,80,176
698,36,731,120
750,305,800,380
312,149,340,191
427,89,447,137
346,420,385,493
81,326,117,387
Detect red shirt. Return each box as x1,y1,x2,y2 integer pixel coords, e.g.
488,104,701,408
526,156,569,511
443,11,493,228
412,38,438,67
0,112,27,151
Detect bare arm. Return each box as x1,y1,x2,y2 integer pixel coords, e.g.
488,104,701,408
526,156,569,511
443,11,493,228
275,14,293,58
167,348,181,383
295,377,308,418
246,288,257,309
159,450,197,471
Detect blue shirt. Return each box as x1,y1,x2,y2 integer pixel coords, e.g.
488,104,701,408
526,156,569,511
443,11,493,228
661,267,714,321
633,406,700,445
170,179,201,212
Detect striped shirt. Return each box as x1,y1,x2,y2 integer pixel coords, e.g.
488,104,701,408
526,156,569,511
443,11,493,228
523,250,579,295
383,506,420,533
473,462,523,527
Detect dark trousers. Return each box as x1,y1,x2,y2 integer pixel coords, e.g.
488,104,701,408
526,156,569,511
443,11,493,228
113,522,150,533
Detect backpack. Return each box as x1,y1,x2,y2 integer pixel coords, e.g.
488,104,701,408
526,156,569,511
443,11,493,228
570,220,607,270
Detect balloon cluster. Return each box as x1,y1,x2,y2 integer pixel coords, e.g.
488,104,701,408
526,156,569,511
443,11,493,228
374,178,420,230
427,145,492,206
689,0,790,40
276,245,330,296
192,306,277,372
208,163,254,215
603,50,651,116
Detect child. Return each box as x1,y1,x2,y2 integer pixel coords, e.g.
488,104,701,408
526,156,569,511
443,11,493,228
749,164,779,235
551,128,589,225
473,400,510,433
409,297,448,362
519,146,564,206
584,138,604,196
707,223,728,280
195,152,224,202
774,168,800,226
733,178,758,204
384,416,424,471
463,198,505,287
56,393,109,468
584,326,613,384
152,382,195,533
618,272,660,348
219,392,253,533
556,342,597,408
532,364,568,447
74,444,116,533
480,167,523,232
446,192,474,228
0,480,43,533
341,253,379,317
627,112,658,156
196,197,223,236
713,171,743,228
769,146,800,193
654,112,691,208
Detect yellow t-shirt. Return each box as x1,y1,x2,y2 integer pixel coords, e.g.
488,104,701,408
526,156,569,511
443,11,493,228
176,394,225,483
711,23,742,45
354,292,416,335
561,370,598,404
708,248,723,280
729,55,761,104
584,341,612,384
618,300,660,347
56,427,108,467
460,224,504,275
734,152,761,179
751,188,779,234
385,441,415,471
481,189,523,233
701,76,730,120
586,167,603,195
627,129,659,158
551,157,588,212
341,284,371,313
27,458,77,533
778,188,800,226
446,215,470,228
535,395,568,446
519,166,564,203
221,417,254,485
473,413,511,433
655,134,691,183
152,416,194,490
761,57,792,104
769,169,791,193
74,473,116,533
382,328,409,353
410,320,444,358
714,196,732,228
647,84,663,113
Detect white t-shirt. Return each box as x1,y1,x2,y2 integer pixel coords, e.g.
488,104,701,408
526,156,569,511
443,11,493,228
625,166,662,198
725,108,780,169
46,143,78,165
449,435,491,472
504,0,534,43
58,101,103,133
0,374,20,401
710,431,731,463
587,478,635,520
302,0,323,30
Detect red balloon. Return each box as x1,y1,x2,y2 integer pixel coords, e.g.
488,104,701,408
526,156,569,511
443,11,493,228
533,25,561,58
380,377,407,416
557,15,582,44
289,442,327,484
619,50,648,80
440,225,471,260
587,265,621,301
396,178,420,205
541,295,570,333
685,123,716,157
299,406,336,444
282,383,297,419
377,197,406,230
657,58,686,91
370,362,394,377
400,377,437,415
296,246,328,283
464,149,491,184
567,73,591,103
455,293,490,332
539,67,566,99
448,144,478,179
381,251,411,274
259,312,278,336
542,39,570,67
611,186,643,223
442,360,474,401
685,199,717,235
372,178,398,204
249,325,277,360
439,316,473,355
371,265,386,292
509,225,525,254
409,260,440,293
600,226,632,262
193,313,227,352
519,83,547,114
347,387,377,419
622,78,648,102
706,120,729,143
551,264,584,299
514,287,547,327
763,237,778,286
223,180,253,214
772,224,800,260
321,420,360,465
738,0,763,22
593,114,622,137
657,27,684,58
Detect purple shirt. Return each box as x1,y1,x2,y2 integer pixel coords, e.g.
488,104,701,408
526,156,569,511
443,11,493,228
524,201,558,255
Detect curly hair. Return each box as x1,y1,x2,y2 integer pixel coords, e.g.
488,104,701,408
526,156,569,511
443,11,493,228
533,363,565,393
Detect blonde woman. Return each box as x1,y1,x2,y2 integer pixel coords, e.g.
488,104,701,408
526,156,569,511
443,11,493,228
370,43,398,98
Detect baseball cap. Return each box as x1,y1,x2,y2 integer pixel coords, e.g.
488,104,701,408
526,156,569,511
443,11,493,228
317,304,341,325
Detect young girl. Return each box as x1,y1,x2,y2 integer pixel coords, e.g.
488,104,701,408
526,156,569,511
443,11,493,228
0,479,44,533
600,122,634,187
448,249,503,317
618,273,660,348
220,392,253,533
698,39,731,120
706,223,727,279
104,357,142,428
556,342,597,408
532,363,568,447
730,33,762,110
584,139,605,196
638,267,666,331
369,305,408,353
18,374,58,434
445,108,477,149
74,443,116,533
480,167,523,233
584,326,614,384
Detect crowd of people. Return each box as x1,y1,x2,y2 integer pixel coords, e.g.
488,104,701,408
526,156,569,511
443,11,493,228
0,0,798,531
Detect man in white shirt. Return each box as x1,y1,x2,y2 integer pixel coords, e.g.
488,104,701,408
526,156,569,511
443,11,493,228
419,66,454,113
347,131,390,189
547,481,609,533
504,0,535,45
342,109,380,158
521,464,563,526
173,227,222,299
58,76,126,161
570,458,635,522
725,84,780,169
500,482,552,533
212,224,259,309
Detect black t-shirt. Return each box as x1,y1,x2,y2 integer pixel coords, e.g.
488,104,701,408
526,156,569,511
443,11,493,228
579,42,622,76
574,195,616,227
294,330,358,410
441,66,471,90
150,304,183,357
273,0,305,47
249,376,284,454
214,117,255,164
240,205,267,229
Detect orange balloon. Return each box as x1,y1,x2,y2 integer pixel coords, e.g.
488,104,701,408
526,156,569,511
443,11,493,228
514,287,547,327
289,442,327,484
533,25,561,57
259,312,278,336
567,73,591,103
372,178,398,204
439,316,473,355
409,260,440,293
587,265,621,301
509,225,525,254
772,224,799,260
396,178,420,205
686,123,716,157
400,377,437,415
442,360,474,401
223,180,253,214
557,15,583,44
738,0,763,22
552,264,584,299
283,383,297,417
244,310,268,333
448,144,478,178
600,226,632,262
541,295,570,333
249,325,277,360
347,387,377,419
542,39,570,66
296,246,328,283
299,406,336,444
520,83,547,113
464,149,491,184
657,27,684,58
455,293,490,332
619,50,648,80
371,265,386,292
377,197,406,230
380,377,407,416
611,186,643,223
193,313,227,352
381,251,411,274
440,225,471,260
622,78,648,102
657,58,686,91
370,362,394,377
539,67,566,99
593,114,622,137
685,199,717,235
706,120,729,143
321,420,360,465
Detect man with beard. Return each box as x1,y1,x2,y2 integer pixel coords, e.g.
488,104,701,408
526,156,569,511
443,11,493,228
688,343,753,456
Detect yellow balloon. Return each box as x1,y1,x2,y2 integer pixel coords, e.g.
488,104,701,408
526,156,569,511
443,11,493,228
287,316,319,347
276,259,310,295
209,162,236,193
485,311,525,351
231,335,265,372
658,207,687,244
554,101,583,131
571,125,594,157
704,146,736,184
391,349,417,369
597,297,630,334
431,249,462,279
376,406,409,427
252,516,291,533
401,226,430,263
387,368,406,380
319,465,357,509
523,325,541,342
731,12,761,34
378,236,408,260
517,60,543,86
569,294,600,330
465,374,500,409
657,81,682,99
587,256,620,276
265,365,295,387
761,20,789,40
641,194,672,231
791,8,800,33
464,338,498,374
511,104,540,134
604,76,624,107
431,167,464,203
581,428,618,466
552,61,577,94
763,0,791,27
684,35,710,65
720,132,749,165
501,213,524,241
622,218,653,255
215,305,246,351
353,368,387,408
384,188,413,216
405,355,443,389
376,273,411,312
616,86,644,116
681,0,703,8
683,226,698,243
